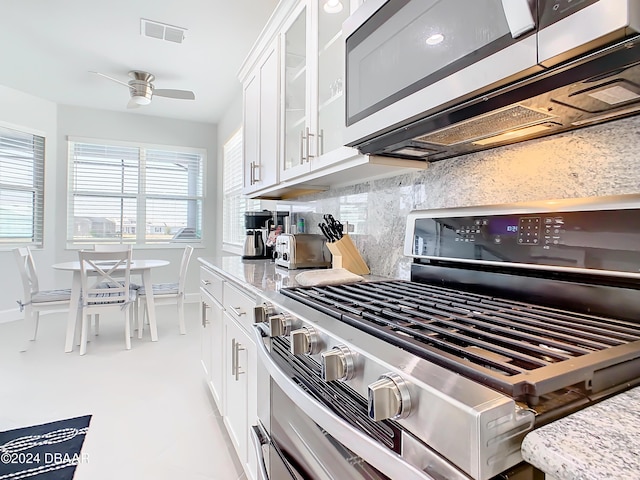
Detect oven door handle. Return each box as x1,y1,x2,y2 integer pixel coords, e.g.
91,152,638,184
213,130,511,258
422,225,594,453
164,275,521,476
250,424,271,480
252,325,437,480
251,422,300,480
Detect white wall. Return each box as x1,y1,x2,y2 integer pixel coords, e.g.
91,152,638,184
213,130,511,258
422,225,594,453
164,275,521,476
0,86,57,320
0,97,218,320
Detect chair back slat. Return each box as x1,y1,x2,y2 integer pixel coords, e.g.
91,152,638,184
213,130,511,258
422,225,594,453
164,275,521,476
78,249,132,307
13,247,39,298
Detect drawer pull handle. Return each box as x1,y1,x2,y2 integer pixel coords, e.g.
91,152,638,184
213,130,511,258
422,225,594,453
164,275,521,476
231,306,246,316
201,279,211,286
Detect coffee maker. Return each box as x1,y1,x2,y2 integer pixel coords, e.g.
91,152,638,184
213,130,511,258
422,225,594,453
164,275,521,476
243,210,272,259
243,210,290,259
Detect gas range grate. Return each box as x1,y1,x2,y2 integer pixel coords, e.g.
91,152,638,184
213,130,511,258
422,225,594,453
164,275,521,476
281,280,640,403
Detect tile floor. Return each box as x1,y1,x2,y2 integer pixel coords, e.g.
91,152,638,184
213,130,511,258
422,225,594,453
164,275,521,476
0,303,245,480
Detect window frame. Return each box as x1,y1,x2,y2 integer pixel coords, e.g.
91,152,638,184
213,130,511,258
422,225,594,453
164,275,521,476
66,136,206,248
222,128,260,255
0,121,45,249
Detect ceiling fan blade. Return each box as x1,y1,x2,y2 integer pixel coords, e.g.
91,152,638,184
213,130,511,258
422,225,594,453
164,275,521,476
89,71,130,88
154,89,195,100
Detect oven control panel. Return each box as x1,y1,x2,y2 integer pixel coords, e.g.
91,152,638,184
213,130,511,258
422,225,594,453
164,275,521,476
408,198,640,274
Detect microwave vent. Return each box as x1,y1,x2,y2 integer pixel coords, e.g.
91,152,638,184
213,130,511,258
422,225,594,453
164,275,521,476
414,105,557,146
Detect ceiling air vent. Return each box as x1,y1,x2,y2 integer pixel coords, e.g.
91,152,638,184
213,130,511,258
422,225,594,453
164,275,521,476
140,18,186,44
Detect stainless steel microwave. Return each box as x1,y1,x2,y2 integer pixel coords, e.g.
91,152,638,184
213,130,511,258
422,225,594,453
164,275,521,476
343,0,640,161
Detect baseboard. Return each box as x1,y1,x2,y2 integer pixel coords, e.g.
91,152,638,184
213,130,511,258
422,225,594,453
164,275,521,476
0,308,21,324
0,308,71,324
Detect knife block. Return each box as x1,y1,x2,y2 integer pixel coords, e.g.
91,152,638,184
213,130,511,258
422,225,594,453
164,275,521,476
326,235,370,275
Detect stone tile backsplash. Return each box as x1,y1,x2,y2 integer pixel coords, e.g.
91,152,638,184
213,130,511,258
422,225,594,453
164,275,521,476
299,115,640,279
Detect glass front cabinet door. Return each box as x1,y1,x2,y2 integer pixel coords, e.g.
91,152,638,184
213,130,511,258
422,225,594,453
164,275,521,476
282,2,309,181
281,0,361,182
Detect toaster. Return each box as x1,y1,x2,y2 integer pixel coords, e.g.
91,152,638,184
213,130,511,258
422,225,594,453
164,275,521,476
274,234,331,270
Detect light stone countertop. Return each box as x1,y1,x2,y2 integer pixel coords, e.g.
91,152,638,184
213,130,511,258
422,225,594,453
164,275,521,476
521,386,640,480
198,255,387,296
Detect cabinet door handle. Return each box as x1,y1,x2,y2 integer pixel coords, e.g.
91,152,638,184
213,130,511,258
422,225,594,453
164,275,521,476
306,127,315,161
201,301,210,327
250,161,260,185
318,129,324,156
231,306,246,317
233,338,246,381
300,130,306,164
231,338,237,375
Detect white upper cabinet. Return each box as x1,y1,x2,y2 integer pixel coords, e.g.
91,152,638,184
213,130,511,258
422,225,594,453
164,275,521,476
242,40,280,195
281,0,358,182
282,3,309,181
238,0,426,199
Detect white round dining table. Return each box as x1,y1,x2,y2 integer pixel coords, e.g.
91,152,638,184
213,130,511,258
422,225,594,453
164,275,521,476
52,259,169,353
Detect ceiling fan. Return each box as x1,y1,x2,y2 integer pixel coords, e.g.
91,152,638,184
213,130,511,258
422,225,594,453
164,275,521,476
90,70,195,108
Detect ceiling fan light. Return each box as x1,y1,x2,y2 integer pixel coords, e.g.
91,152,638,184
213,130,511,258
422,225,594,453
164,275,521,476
132,95,151,105
324,0,343,13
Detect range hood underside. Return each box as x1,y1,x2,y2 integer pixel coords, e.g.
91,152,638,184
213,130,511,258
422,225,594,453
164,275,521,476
357,35,640,162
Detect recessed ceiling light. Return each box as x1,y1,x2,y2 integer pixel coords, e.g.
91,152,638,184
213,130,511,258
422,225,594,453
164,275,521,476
426,33,445,46
324,0,343,14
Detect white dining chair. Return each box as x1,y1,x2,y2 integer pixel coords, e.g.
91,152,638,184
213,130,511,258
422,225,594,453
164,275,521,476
137,245,193,337
13,246,72,352
77,249,136,355
90,244,138,335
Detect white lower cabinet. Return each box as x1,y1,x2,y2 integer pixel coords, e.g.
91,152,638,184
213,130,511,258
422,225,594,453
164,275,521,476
199,264,257,480
200,267,225,412
223,313,256,479
201,292,224,412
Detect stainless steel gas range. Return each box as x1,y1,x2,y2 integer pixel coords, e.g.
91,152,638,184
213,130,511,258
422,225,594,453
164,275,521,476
250,194,640,480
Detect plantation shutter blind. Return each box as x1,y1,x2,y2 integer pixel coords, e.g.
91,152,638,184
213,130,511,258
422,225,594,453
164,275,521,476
0,125,45,247
223,129,259,247
68,138,204,245
144,148,203,242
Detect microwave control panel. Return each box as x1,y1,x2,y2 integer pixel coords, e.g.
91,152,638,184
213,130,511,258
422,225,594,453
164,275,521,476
539,0,600,29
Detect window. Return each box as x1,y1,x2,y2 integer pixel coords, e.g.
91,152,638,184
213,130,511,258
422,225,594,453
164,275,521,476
222,128,259,250
0,124,45,247
67,138,204,246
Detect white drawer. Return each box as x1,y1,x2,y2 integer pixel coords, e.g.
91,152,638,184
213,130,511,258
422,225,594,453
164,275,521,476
223,282,255,331
200,266,224,304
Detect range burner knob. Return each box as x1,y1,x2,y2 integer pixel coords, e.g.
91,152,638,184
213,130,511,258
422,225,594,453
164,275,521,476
368,373,412,421
253,302,276,324
269,313,292,337
321,345,354,382
290,326,320,355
